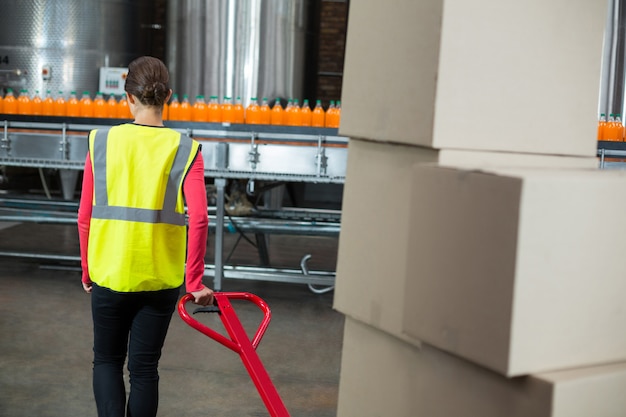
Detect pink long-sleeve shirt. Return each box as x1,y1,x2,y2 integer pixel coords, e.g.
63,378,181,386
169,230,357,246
77,150,208,293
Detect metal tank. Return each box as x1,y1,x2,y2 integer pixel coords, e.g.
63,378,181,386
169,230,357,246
166,0,309,106
0,0,165,96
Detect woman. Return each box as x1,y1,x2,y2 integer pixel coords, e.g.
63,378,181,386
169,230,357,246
77,56,214,417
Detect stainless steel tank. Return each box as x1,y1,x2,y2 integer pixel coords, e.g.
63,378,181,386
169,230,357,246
0,0,164,96
166,0,309,105
598,0,626,117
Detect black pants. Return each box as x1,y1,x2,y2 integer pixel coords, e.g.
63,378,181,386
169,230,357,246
91,283,180,417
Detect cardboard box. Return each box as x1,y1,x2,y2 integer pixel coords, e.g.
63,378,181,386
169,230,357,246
402,165,626,376
334,139,597,344
337,317,626,417
339,0,606,157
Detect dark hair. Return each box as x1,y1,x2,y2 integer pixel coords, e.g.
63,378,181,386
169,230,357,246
124,56,170,107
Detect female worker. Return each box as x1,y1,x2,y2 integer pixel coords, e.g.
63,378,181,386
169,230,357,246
77,56,214,417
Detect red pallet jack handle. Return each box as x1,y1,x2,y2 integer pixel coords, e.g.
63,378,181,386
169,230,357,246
178,292,290,417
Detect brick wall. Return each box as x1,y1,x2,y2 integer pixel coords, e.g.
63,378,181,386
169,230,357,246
313,0,349,107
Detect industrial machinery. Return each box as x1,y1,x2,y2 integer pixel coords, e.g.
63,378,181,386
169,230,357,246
0,0,163,95
0,0,342,289
0,115,347,290
0,0,310,105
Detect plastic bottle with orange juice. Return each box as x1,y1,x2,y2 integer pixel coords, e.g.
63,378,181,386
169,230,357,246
597,113,607,141
3,89,17,114
300,99,312,127
325,100,336,128
208,95,221,123
0,92,4,114
168,94,180,121
270,99,284,125
79,91,93,118
31,90,43,115
53,91,66,116
117,94,132,119
179,94,192,121
311,99,325,127
93,92,107,118
42,90,54,116
335,100,342,127
245,97,260,124
192,95,208,122
284,99,299,126
326,100,342,128
286,99,302,126
606,114,616,141
106,95,118,118
326,100,341,128
284,99,294,125
162,100,169,120
221,96,234,123
293,99,302,126
614,114,624,142
233,96,245,124
259,97,271,124
66,91,80,117
17,89,32,115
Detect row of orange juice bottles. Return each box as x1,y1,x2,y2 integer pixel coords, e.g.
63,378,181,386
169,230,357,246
597,113,624,142
167,94,340,127
0,88,341,128
0,88,133,119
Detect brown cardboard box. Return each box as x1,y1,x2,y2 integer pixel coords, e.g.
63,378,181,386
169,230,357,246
402,164,626,376
334,139,598,344
339,0,605,157
337,317,626,417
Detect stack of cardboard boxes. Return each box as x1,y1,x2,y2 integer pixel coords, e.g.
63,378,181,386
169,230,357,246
333,0,626,416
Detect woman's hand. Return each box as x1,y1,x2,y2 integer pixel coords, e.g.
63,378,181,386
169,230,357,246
191,286,215,306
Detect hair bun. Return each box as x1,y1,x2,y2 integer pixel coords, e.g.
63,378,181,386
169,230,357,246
125,56,170,107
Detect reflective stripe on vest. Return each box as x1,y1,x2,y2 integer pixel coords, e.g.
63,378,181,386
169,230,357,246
91,128,192,226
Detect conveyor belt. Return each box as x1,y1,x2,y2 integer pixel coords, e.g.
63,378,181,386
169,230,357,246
0,116,348,182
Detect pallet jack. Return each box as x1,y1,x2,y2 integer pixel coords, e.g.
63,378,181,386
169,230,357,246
178,292,291,417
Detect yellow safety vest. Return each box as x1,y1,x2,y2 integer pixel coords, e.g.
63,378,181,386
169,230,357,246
87,124,201,292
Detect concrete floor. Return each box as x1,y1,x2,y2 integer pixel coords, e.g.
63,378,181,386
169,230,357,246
0,222,343,417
